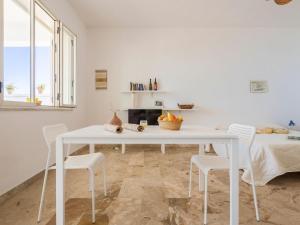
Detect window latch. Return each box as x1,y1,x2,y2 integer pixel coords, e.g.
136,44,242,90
0,82,2,94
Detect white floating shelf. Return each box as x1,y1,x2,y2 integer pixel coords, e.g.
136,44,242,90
164,108,198,111
120,107,198,111
121,90,168,94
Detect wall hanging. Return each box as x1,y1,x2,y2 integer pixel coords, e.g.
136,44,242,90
95,70,107,89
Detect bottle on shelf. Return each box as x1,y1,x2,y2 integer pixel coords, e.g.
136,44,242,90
130,82,133,91
154,78,158,91
149,78,153,91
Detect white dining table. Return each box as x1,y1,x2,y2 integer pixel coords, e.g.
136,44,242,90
55,125,240,225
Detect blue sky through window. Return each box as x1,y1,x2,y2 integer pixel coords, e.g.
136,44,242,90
4,46,52,104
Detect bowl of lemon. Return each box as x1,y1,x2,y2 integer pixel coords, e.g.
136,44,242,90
158,112,183,130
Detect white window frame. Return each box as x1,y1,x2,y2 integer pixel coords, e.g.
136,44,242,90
0,0,35,107
0,0,3,105
0,0,77,109
60,24,77,107
35,0,60,107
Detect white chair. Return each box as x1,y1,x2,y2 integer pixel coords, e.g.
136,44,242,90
188,124,259,225
37,124,107,223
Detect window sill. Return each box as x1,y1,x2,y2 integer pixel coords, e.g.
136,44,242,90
0,105,76,111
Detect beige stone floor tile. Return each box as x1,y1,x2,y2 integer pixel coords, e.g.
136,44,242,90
105,198,142,225
118,178,144,199
0,145,300,225
128,152,144,166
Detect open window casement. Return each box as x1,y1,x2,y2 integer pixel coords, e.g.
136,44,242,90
59,24,76,107
0,0,3,105
34,0,58,106
2,0,32,105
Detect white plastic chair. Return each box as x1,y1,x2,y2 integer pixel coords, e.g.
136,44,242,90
37,124,107,223
188,124,259,225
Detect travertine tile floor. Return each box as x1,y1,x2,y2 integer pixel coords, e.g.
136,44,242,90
0,145,300,225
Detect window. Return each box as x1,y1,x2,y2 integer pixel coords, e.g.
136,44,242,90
1,0,76,108
35,2,56,106
3,0,31,103
61,26,76,106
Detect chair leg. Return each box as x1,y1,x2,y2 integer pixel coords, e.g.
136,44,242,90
37,168,49,222
89,171,93,192
199,168,205,192
102,161,107,196
204,172,208,225
249,167,260,221
121,144,126,154
89,169,96,223
199,168,201,191
188,160,193,197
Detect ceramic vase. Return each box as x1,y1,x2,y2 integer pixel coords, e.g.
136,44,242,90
110,112,122,126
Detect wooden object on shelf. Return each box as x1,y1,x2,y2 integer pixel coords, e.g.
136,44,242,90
158,120,183,131
274,0,292,5
177,104,194,109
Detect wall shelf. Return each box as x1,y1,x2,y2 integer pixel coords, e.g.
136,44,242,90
164,108,198,111
120,90,197,112
119,107,198,111
121,90,168,108
120,90,167,94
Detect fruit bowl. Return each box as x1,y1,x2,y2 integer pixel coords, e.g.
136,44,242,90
158,120,183,130
158,112,183,130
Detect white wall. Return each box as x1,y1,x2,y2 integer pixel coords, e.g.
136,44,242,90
1,5,300,196
0,0,88,195
87,28,300,129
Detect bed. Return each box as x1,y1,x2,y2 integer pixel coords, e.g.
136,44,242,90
213,131,300,186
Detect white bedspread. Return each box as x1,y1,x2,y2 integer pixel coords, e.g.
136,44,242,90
213,132,300,186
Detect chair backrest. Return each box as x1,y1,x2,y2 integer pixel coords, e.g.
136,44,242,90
43,124,68,154
227,123,256,168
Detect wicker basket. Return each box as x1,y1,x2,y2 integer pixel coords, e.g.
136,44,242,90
274,0,292,5
158,120,183,130
177,104,194,109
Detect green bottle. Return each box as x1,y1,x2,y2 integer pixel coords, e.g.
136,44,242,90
149,78,153,90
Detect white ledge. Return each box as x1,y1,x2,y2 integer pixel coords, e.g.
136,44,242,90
0,105,75,111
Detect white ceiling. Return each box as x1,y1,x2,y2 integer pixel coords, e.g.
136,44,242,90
67,0,300,28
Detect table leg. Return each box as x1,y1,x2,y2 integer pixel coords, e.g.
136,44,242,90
198,144,205,192
89,144,95,153
161,144,165,154
204,144,211,153
56,136,65,225
122,144,126,154
89,144,95,191
229,139,239,225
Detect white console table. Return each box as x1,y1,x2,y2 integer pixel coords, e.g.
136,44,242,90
56,125,239,225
